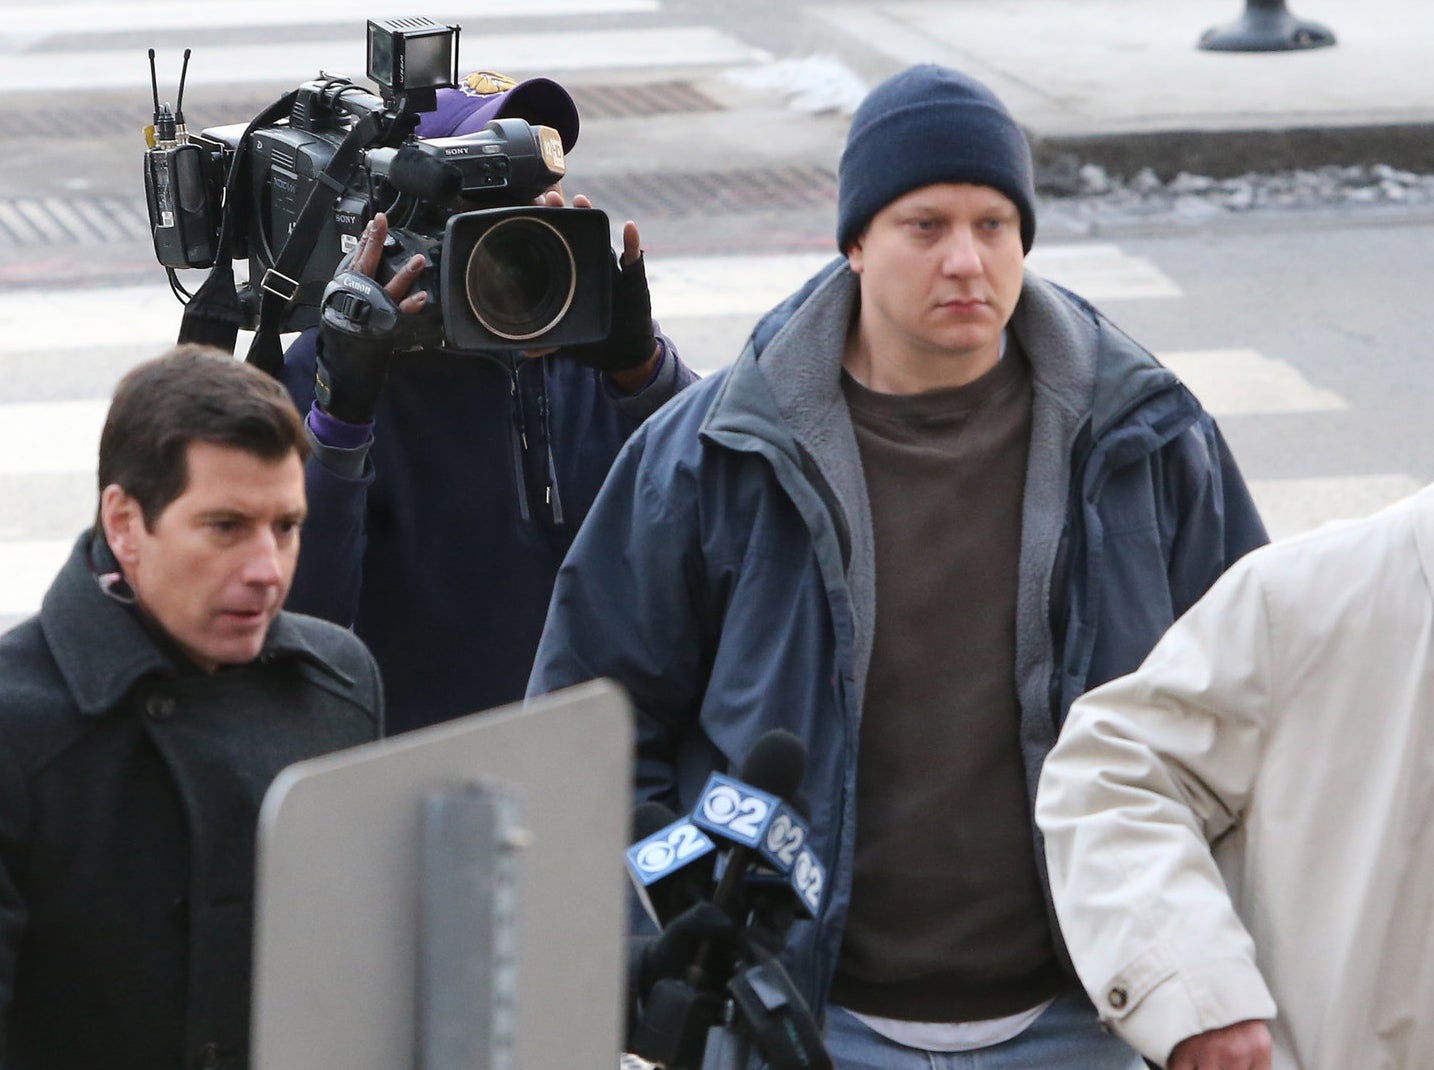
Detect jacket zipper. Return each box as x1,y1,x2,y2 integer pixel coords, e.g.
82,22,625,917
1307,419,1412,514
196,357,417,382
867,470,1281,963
507,366,531,523
537,389,565,525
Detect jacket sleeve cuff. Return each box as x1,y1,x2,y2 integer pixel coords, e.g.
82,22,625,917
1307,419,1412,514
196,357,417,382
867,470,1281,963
1096,951,1277,1066
606,330,679,422
305,407,374,481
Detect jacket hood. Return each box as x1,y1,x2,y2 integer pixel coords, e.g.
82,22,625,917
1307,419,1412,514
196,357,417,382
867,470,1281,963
736,256,1184,447
40,532,355,716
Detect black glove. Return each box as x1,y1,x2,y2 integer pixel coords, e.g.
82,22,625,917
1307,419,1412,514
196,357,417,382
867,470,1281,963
561,250,657,373
315,270,403,425
633,900,737,1003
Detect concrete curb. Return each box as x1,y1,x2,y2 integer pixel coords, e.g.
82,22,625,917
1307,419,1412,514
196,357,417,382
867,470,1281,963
1030,122,1434,189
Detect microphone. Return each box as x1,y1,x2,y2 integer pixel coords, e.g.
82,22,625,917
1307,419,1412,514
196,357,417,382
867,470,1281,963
743,790,826,920
628,739,835,1070
691,730,824,920
626,800,719,928
370,143,463,202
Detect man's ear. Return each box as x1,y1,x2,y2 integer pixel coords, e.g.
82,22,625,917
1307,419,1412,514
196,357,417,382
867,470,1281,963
845,237,865,275
99,484,143,566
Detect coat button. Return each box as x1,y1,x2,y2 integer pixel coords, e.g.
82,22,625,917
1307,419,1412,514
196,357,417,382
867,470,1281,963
194,1042,222,1069
1107,986,1129,1010
146,695,176,721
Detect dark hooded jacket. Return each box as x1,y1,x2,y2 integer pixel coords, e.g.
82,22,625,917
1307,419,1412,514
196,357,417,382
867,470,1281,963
528,260,1267,1014
0,533,382,1070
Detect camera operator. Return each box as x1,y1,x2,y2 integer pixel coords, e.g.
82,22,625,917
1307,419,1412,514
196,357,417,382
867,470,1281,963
280,73,697,735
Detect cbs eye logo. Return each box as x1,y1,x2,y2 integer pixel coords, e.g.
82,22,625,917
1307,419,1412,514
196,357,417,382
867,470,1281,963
632,823,709,876
699,784,772,840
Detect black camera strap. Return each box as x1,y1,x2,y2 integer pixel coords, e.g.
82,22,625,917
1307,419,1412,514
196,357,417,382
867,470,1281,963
177,91,298,354
244,109,387,378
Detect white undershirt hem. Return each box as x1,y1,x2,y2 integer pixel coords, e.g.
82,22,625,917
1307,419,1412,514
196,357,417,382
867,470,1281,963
841,998,1055,1053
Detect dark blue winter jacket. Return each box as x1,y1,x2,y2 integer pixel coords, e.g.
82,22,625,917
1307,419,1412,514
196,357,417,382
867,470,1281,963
282,330,696,733
528,260,1267,1014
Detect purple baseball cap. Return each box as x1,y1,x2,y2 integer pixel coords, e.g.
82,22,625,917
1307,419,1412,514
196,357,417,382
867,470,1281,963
416,70,580,152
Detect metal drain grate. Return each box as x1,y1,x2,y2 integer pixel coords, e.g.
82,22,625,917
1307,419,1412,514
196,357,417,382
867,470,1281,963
0,165,836,247
579,166,838,218
568,81,720,120
3,93,286,140
0,196,150,247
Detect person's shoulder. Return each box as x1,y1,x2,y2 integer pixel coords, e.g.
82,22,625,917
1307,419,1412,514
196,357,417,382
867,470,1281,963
272,612,382,709
0,617,88,770
282,611,374,667
624,367,732,454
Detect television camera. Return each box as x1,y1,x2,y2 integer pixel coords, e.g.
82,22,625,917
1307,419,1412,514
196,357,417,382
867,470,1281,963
143,17,612,371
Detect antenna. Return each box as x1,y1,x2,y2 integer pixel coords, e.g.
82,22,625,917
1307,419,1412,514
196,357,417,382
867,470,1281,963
148,48,162,122
175,48,192,128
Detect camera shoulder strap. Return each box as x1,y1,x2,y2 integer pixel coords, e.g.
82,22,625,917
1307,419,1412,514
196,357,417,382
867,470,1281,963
244,110,386,378
177,91,299,355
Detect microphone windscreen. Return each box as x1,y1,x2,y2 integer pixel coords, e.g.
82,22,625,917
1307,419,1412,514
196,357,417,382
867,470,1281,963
740,729,806,801
632,800,679,844
388,144,462,202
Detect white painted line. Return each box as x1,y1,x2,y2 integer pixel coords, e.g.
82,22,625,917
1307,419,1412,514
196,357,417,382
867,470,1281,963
1159,348,1347,416
5,1,659,35
1026,244,1181,300
647,244,1179,321
4,28,771,92
0,540,74,617
0,284,184,353
0,201,45,244
0,400,110,476
0,241,1186,356
13,201,69,244
647,253,835,317
1249,474,1425,542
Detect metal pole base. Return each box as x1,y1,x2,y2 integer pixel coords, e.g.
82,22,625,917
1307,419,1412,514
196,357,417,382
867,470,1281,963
1199,4,1336,51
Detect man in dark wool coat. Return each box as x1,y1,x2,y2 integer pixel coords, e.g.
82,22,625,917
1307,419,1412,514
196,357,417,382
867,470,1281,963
0,344,383,1070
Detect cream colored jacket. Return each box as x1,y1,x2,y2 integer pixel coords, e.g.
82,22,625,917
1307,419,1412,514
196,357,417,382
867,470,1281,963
1036,484,1434,1070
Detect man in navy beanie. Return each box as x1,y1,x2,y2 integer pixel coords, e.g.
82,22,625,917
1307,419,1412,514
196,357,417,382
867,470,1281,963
530,64,1266,1069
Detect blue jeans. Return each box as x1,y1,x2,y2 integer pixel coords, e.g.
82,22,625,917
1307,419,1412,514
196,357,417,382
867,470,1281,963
823,993,1144,1070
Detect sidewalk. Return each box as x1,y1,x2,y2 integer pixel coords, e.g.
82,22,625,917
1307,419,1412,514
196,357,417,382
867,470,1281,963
805,0,1434,182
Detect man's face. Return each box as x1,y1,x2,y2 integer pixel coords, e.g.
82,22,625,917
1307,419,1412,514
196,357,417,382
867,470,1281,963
847,182,1025,377
103,442,306,672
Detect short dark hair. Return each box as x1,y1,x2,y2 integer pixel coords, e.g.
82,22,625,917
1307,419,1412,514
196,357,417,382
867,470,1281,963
98,344,310,529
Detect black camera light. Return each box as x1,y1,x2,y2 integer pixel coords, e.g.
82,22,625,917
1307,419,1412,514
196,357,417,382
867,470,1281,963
440,206,613,349
367,16,459,106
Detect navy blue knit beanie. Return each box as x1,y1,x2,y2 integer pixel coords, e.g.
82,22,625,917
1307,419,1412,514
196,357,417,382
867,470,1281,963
837,65,1036,253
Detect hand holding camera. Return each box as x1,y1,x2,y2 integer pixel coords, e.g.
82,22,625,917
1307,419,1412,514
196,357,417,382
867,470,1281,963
523,190,659,381
315,213,427,425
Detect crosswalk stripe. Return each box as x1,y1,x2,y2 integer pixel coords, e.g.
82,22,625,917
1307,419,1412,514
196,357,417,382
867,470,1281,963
1027,244,1182,300
1249,475,1424,541
0,285,189,354
646,243,1179,317
4,28,770,92
1158,348,1347,416
5,0,658,34
0,540,78,617
0,400,110,476
0,243,1181,357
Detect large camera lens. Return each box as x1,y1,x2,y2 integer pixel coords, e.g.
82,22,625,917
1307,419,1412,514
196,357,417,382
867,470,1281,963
463,216,576,342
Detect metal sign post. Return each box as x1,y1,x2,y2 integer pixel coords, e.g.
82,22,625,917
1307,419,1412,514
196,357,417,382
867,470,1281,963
1199,0,1336,52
